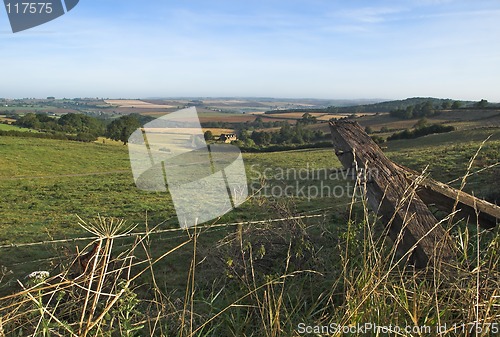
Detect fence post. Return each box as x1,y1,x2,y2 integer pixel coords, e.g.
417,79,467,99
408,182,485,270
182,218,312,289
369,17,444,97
329,120,455,268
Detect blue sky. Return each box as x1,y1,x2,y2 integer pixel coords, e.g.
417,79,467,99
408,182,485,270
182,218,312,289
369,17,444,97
1,0,499,101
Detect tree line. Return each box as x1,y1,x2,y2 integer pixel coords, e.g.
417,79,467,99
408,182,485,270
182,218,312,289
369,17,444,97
388,99,496,120
263,97,498,117
14,112,143,144
236,122,326,148
202,116,289,130
10,111,326,148
389,101,458,119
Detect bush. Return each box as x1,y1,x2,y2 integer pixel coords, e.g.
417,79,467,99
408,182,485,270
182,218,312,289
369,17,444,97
238,141,333,153
371,135,385,144
387,124,455,141
15,112,105,136
204,130,214,141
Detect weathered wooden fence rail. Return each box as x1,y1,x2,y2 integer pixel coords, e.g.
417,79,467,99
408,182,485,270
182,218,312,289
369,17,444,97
395,163,500,229
329,120,499,268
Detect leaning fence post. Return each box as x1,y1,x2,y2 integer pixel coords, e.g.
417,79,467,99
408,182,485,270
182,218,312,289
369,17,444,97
329,120,455,268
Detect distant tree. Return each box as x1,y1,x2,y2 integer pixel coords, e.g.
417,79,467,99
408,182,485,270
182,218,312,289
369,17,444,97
414,118,428,129
204,130,214,141
292,133,304,144
244,138,256,148
451,101,462,109
475,99,489,108
260,131,272,145
238,130,250,141
15,113,40,129
32,113,105,136
441,100,452,109
58,113,85,133
35,113,53,123
313,130,325,141
355,105,365,113
421,101,434,117
327,106,339,113
298,113,317,125
364,126,373,134
380,126,390,133
278,123,294,144
254,116,264,128
404,105,414,119
106,115,141,145
251,131,272,146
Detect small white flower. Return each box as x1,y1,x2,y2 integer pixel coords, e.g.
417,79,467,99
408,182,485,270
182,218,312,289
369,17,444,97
27,271,50,280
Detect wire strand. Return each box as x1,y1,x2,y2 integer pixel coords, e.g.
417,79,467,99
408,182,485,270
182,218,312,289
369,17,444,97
0,213,328,250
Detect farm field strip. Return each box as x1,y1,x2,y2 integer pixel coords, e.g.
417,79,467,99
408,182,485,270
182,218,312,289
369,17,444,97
104,99,177,109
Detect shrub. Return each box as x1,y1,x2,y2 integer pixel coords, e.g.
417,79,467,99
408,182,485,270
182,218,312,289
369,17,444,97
371,135,385,144
387,124,455,141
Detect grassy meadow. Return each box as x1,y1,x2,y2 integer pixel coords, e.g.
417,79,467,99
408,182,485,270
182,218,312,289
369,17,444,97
3,127,496,243
0,124,499,336
0,123,36,132
0,136,342,245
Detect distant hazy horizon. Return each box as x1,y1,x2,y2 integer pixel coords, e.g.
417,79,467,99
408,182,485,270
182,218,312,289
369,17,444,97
3,97,496,106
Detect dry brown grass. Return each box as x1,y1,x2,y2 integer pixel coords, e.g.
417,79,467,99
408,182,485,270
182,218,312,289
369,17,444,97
0,216,192,336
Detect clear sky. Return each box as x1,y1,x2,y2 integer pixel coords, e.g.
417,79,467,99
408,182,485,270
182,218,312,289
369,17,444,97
1,0,499,101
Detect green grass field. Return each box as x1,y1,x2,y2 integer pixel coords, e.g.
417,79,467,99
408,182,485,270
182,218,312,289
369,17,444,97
0,106,50,113
0,137,343,246
0,123,36,132
0,126,499,335
0,137,175,244
1,127,498,244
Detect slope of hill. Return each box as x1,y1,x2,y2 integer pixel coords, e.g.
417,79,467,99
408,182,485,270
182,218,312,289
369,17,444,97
264,97,485,115
335,97,476,113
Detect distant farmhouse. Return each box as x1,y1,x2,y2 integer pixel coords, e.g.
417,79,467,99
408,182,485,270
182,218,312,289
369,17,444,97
219,133,237,143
